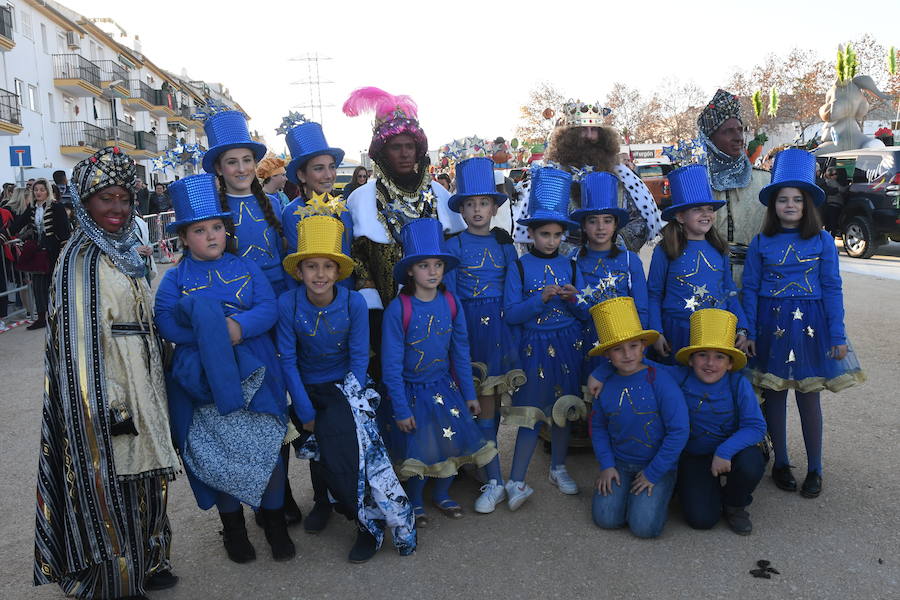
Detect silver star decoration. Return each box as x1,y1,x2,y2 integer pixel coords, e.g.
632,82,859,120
422,189,436,204
692,283,709,298
684,296,700,312
582,284,596,298
792,307,804,320
576,291,589,305
773,326,785,338
786,349,796,363
433,393,444,405
276,111,308,135
442,426,456,440
602,273,619,290
449,408,461,418
805,326,815,338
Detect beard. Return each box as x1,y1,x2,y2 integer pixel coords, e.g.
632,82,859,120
545,125,620,172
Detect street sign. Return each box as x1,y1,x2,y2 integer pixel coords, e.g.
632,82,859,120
9,146,32,167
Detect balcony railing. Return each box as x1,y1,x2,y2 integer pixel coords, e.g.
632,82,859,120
158,134,177,150
0,88,21,125
97,118,135,146
135,130,158,153
60,121,104,148
0,6,13,41
153,89,173,110
95,60,128,83
52,54,101,88
128,80,156,105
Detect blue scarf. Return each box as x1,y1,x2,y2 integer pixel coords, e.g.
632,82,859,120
700,133,752,192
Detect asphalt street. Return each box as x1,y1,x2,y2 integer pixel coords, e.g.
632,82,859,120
1,251,897,600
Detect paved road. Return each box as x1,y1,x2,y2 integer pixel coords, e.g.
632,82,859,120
835,240,900,281
1,265,897,600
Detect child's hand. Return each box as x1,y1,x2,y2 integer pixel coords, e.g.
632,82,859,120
396,416,416,433
652,334,670,357
558,284,578,300
302,420,315,433
466,399,481,416
225,317,243,345
630,471,654,496
735,333,749,352
587,374,604,399
745,339,756,358
710,455,732,477
135,244,153,257
830,344,848,360
541,285,560,303
596,467,620,496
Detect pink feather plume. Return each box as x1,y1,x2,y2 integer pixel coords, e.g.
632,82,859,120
342,86,418,121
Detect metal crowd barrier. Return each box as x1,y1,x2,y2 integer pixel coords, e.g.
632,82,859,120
0,239,35,325
142,211,178,263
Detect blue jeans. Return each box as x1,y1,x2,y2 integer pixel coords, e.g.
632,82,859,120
591,461,676,539
677,446,765,529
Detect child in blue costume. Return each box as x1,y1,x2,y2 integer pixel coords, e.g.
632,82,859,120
278,208,415,563
444,157,522,514
503,166,590,509
648,164,749,363
743,148,865,499
570,171,648,367
585,297,688,539
381,218,496,526
154,174,296,564
279,120,355,290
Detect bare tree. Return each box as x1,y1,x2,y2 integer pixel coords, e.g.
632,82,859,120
515,82,565,145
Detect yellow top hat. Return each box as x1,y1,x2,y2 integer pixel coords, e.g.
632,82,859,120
588,297,659,357
674,309,747,371
282,215,355,281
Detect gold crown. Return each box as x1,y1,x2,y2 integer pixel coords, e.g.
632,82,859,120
561,99,611,128
588,297,659,356
675,309,747,371
282,215,354,281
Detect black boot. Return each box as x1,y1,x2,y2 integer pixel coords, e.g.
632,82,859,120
283,480,303,526
304,501,332,534
260,508,296,561
26,313,46,330
348,528,379,564
219,509,256,564
145,569,179,590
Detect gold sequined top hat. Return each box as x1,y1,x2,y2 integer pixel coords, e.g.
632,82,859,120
675,308,747,370
282,215,354,281
588,296,659,357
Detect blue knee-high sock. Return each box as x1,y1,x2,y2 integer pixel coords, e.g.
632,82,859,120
509,423,543,482
550,422,571,469
795,391,823,474
405,476,426,508
764,389,790,468
431,476,456,504
477,418,503,484
260,456,286,510
216,492,241,514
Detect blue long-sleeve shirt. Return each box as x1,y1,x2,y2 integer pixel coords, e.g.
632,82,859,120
276,286,369,423
503,250,590,331
155,252,277,345
589,364,689,484
281,197,355,290
741,229,846,346
647,240,747,333
574,247,649,327
444,231,519,300
227,193,286,293
381,291,477,421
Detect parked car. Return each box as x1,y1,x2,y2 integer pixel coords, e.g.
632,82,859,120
635,162,674,209
817,148,900,258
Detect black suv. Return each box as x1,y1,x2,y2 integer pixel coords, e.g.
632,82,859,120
818,148,900,258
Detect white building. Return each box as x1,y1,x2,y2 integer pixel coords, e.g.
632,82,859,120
0,0,249,187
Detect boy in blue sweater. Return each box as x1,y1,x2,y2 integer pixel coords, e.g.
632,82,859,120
586,297,688,539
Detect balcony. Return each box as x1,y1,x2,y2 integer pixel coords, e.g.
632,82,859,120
96,60,130,98
151,88,174,118
133,130,159,158
52,54,102,97
123,80,155,111
0,6,13,51
158,134,177,151
97,118,135,149
59,121,104,156
0,88,22,135
168,104,198,128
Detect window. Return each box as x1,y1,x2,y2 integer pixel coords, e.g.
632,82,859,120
56,31,65,52
27,85,38,112
13,78,22,107
40,22,47,53
20,9,31,40
47,92,55,122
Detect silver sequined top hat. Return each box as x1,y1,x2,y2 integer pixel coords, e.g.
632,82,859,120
661,164,725,221
517,166,578,230
570,171,628,224
393,218,460,285
202,110,267,174
72,146,137,200
284,122,345,185
448,157,508,212
697,89,742,138
167,174,232,232
758,148,825,206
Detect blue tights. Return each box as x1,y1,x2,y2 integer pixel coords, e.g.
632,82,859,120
216,456,286,512
763,389,823,474
405,475,456,508
508,421,571,482
477,416,503,483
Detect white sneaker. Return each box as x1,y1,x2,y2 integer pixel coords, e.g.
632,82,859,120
504,480,534,511
474,480,506,514
549,466,579,495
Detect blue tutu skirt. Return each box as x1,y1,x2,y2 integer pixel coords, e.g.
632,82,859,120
751,298,865,393
460,296,520,379
386,375,496,480
507,322,585,429
646,313,689,365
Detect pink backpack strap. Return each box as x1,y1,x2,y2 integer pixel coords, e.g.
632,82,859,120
443,289,457,321
400,293,413,334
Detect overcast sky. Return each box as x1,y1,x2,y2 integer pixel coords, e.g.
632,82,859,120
61,0,896,163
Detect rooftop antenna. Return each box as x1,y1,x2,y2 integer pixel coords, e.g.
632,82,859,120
288,53,333,125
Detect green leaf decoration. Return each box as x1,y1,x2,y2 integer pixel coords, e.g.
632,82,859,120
889,46,896,76
768,87,780,117
752,90,763,119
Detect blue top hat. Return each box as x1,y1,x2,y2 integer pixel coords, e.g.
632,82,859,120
166,174,232,232
661,164,725,221
448,157,508,212
393,218,460,285
284,122,345,185
516,166,578,230
758,148,825,206
201,111,267,174
570,171,628,224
